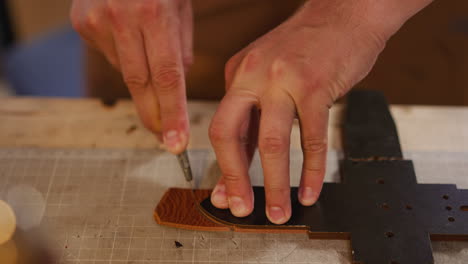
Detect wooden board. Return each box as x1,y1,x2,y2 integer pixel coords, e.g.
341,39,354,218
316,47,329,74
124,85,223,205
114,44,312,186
2,97,468,153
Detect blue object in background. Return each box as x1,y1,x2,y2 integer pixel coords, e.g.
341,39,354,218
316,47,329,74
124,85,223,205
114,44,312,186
3,27,84,97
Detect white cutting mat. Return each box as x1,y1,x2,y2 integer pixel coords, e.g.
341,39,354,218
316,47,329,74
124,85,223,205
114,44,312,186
0,148,467,264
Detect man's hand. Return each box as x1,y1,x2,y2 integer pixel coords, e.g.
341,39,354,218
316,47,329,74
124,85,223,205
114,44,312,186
71,0,193,154
209,0,432,224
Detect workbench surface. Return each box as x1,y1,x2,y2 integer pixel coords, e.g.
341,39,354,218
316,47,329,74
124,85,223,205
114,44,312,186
1,97,468,152
0,97,467,264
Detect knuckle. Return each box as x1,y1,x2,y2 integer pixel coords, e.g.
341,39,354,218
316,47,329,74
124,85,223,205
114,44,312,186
239,49,261,74
105,0,118,18
152,64,183,95
105,0,126,22
268,57,288,81
224,57,239,91
304,165,325,174
83,14,99,32
302,137,327,154
72,12,98,33
259,135,288,156
123,74,149,89
137,0,160,20
224,56,238,78
71,3,101,33
222,172,243,185
303,159,326,177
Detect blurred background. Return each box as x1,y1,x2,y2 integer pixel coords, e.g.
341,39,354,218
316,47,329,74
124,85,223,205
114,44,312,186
0,0,467,105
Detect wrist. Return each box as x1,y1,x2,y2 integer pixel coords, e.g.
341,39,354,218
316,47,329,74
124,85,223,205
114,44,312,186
297,0,434,43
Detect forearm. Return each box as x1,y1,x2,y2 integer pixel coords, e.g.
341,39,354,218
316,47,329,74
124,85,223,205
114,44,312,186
297,0,434,42
361,0,434,36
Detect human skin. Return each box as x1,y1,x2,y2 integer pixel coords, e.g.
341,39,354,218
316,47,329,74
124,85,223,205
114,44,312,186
71,0,193,153
207,0,433,224
71,0,433,224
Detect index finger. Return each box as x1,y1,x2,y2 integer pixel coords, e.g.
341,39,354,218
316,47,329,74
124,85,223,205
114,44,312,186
142,2,189,154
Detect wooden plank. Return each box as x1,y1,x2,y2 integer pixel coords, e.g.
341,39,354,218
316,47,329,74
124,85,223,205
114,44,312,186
0,97,468,152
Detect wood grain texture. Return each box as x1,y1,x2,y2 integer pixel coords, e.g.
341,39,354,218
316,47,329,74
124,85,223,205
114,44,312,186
2,97,468,153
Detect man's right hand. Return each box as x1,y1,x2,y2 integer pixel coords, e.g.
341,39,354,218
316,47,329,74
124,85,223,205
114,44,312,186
71,0,193,154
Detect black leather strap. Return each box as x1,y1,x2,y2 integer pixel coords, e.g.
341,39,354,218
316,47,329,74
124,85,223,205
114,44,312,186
343,90,403,160
199,91,468,264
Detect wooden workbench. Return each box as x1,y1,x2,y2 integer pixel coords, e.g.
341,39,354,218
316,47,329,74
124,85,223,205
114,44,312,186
0,96,467,264
0,97,467,153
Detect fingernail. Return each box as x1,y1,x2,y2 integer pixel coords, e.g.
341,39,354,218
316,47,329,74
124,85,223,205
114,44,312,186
228,196,250,217
164,130,182,153
211,183,228,208
267,206,286,224
299,187,317,206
